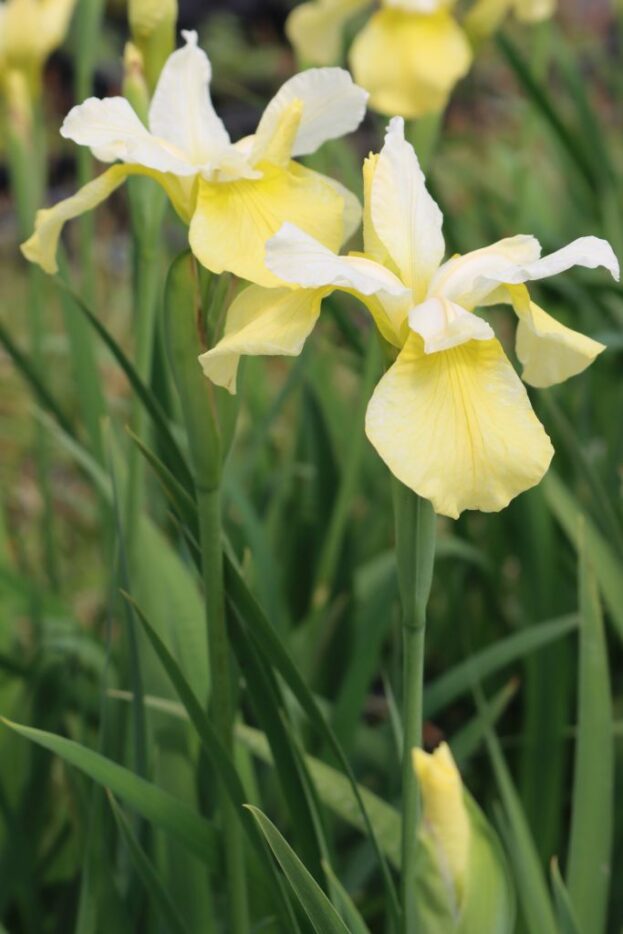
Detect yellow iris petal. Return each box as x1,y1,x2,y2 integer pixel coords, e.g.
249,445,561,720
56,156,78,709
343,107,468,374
199,285,324,394
509,285,605,389
349,9,472,118
365,333,554,518
286,0,370,66
250,98,304,168
189,162,345,287
21,164,195,274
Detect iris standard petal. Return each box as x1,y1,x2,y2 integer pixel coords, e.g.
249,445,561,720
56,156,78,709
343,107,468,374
199,285,324,394
20,164,195,274
350,8,472,119
188,162,345,287
428,235,542,309
509,285,606,388
148,30,232,166
370,116,445,300
365,333,554,518
285,0,370,66
252,67,368,162
61,96,196,175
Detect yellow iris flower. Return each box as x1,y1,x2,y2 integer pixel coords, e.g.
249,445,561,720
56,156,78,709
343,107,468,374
466,0,556,40
0,0,76,92
413,743,470,908
21,30,367,286
287,0,472,118
201,117,618,519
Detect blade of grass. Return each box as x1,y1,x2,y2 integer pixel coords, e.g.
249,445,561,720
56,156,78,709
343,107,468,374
0,719,218,868
550,859,581,934
107,792,187,934
479,698,557,934
224,546,401,927
566,524,613,933
424,614,577,717
245,805,350,934
543,471,623,641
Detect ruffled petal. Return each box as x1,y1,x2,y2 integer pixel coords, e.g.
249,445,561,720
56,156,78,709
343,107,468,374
189,162,345,287
252,67,368,163
365,333,554,518
61,96,197,175
199,285,324,394
428,235,542,309
285,0,370,66
509,285,606,388
487,236,620,286
370,116,444,300
350,8,472,119
148,30,232,167
20,164,194,274
266,222,412,344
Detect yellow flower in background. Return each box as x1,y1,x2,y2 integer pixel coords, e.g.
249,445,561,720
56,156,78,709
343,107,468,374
413,743,470,909
21,30,367,285
202,117,618,518
466,0,556,39
0,0,76,91
288,0,472,118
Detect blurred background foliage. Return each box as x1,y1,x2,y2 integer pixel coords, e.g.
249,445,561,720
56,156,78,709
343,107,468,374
0,0,623,932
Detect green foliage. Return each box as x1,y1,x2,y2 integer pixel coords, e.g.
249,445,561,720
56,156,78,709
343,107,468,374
1,6,622,934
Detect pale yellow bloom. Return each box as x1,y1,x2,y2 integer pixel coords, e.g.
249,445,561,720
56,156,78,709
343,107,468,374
0,0,76,90
202,117,618,518
466,0,556,40
413,743,470,907
21,31,367,286
287,0,471,118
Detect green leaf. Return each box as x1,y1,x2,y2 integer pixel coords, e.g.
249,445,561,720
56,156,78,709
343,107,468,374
550,858,581,934
107,793,187,934
566,524,613,933
0,719,218,868
54,276,194,493
424,614,577,717
480,702,557,934
543,471,623,641
224,548,401,923
236,722,402,870
321,861,371,934
245,805,350,934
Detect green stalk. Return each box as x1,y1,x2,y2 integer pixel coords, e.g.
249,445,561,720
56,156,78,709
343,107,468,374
73,0,106,305
5,84,58,589
164,252,248,934
124,222,163,553
393,482,436,934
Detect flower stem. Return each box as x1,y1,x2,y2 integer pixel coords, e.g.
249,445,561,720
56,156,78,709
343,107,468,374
393,482,436,934
164,252,248,934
